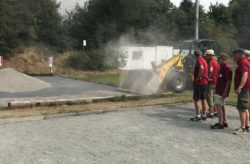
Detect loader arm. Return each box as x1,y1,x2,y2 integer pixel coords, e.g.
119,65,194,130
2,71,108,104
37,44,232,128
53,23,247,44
158,55,184,83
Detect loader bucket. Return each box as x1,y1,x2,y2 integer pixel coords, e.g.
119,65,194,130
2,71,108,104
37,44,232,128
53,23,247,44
119,70,160,94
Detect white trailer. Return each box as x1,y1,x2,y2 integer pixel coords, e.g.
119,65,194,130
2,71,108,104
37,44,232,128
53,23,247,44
120,46,177,70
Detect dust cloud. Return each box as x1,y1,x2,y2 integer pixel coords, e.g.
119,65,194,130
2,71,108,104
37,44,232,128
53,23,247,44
104,30,174,94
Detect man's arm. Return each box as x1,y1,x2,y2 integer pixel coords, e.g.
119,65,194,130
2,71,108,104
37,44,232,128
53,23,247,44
222,79,232,98
235,72,248,94
196,65,204,82
209,66,213,80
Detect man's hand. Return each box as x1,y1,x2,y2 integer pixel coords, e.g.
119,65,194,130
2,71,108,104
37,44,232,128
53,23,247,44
235,88,242,94
222,91,228,98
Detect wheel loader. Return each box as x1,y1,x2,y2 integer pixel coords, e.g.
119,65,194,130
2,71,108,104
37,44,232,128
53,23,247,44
119,39,220,94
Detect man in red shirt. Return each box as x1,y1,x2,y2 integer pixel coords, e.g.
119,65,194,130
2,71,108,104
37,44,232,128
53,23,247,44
245,50,250,121
233,48,250,135
205,50,220,118
191,50,208,121
211,53,232,129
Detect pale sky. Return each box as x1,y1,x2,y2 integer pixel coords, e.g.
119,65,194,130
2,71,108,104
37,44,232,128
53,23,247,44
58,0,231,14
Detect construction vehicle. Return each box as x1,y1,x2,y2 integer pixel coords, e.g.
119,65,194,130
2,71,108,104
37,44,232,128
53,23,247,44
119,39,220,93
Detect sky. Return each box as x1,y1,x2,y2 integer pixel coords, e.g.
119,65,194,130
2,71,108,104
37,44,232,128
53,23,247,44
58,0,231,14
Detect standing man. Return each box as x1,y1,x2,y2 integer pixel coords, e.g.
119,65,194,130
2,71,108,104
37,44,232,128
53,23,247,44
245,50,250,121
211,53,232,129
233,48,250,135
205,49,220,118
191,50,208,121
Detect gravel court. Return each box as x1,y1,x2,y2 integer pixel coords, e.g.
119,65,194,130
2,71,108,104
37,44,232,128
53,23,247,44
0,103,249,164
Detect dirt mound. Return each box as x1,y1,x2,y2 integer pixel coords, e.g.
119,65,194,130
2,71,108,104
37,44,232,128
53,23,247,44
0,68,51,93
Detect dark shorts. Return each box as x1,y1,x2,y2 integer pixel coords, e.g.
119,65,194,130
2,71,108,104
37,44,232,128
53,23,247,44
193,85,207,101
237,90,249,111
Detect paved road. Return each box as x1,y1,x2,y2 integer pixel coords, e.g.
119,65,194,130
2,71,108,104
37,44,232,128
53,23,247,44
0,76,124,98
0,76,128,107
0,103,249,164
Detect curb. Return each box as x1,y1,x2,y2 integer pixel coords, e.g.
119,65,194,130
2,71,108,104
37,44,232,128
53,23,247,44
7,93,172,109
8,96,114,108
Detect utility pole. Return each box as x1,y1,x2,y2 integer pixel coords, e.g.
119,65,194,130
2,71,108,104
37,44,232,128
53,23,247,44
195,0,199,47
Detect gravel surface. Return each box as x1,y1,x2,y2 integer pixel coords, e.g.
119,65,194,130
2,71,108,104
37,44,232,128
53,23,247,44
0,68,50,93
0,103,249,164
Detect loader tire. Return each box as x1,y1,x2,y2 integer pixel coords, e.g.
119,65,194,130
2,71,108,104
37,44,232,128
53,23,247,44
169,73,187,93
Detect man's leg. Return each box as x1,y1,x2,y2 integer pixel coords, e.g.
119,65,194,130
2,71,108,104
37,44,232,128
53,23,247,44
216,105,223,125
222,105,228,124
194,100,201,115
202,99,207,115
191,85,202,121
206,85,214,117
245,110,249,127
248,102,250,120
239,110,246,129
234,91,248,134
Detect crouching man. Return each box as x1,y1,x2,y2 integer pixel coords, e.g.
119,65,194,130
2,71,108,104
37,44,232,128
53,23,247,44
211,53,232,129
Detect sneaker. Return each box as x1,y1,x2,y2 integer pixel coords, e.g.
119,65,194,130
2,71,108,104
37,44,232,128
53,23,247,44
211,123,224,129
245,126,250,133
207,113,214,118
223,122,229,128
190,116,201,121
233,128,247,135
201,115,207,121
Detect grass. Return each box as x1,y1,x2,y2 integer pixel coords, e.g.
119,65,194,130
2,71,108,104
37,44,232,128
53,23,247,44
75,73,121,87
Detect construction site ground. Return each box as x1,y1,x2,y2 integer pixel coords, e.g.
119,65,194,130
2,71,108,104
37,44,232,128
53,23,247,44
0,103,249,164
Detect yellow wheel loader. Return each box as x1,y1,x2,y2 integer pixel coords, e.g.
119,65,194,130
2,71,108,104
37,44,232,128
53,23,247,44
119,39,220,94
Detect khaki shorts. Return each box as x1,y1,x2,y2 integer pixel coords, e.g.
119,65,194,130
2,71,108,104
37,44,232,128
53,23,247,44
237,90,249,111
206,85,216,107
214,94,225,106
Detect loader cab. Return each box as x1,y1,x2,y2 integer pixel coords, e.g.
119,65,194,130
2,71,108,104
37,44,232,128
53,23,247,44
179,39,220,74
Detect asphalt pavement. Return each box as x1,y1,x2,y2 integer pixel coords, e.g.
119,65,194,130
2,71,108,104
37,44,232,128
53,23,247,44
0,76,124,98
0,76,128,107
0,103,249,164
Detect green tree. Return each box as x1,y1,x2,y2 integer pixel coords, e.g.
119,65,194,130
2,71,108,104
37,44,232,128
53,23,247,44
229,0,250,49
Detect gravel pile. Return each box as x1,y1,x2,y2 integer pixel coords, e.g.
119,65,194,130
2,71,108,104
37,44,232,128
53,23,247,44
0,68,51,93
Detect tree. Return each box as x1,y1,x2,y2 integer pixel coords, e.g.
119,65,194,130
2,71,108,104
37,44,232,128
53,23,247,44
229,0,250,49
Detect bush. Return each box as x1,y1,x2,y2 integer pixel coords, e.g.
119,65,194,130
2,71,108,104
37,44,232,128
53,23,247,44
68,51,91,70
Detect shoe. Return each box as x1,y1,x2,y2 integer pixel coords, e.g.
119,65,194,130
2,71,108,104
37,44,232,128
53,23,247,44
214,113,218,117
211,123,224,129
245,126,250,133
190,116,201,121
223,122,229,128
207,113,214,118
233,128,247,135
201,115,207,121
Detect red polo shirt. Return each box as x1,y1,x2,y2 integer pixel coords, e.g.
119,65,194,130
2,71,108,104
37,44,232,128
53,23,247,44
194,57,208,85
234,57,250,91
215,63,232,97
208,58,220,86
